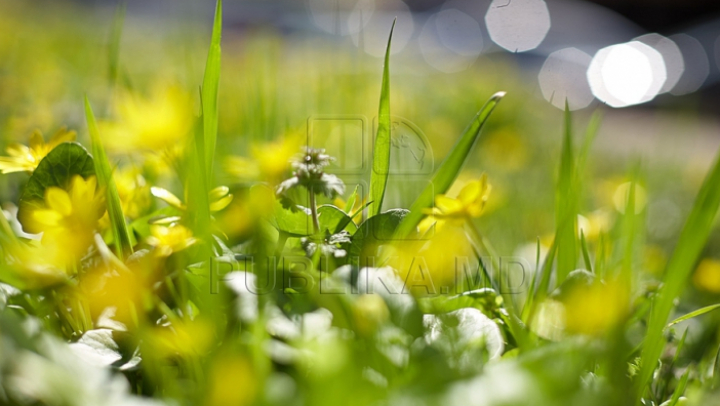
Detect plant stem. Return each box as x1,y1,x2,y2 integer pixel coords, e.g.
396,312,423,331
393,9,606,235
309,192,320,235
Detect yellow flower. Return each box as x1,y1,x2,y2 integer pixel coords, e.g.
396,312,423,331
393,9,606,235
99,167,151,230
693,258,720,293
531,279,630,339
100,84,194,152
29,175,106,262
150,186,233,213
114,166,151,219
388,224,477,296
613,182,647,214
3,241,71,289
224,134,302,185
563,280,629,336
418,174,491,234
147,224,197,257
145,318,214,358
577,210,613,242
206,354,257,406
0,128,76,173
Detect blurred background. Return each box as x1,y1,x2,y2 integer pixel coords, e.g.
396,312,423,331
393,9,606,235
3,0,720,269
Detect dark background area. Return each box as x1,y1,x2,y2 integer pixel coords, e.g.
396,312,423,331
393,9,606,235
401,0,720,32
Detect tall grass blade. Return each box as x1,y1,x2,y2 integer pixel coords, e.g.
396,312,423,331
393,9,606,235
580,230,592,273
369,18,395,217
84,96,133,260
555,102,578,284
188,97,212,250
668,368,690,406
667,303,720,327
201,0,222,181
107,0,126,87
393,91,505,239
635,150,720,403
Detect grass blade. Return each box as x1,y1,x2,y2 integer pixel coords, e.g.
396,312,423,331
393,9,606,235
667,304,720,328
668,367,690,406
580,230,592,273
84,96,133,260
369,18,395,217
555,102,578,284
201,0,222,181
635,149,720,403
393,91,505,239
188,95,212,249
107,0,126,87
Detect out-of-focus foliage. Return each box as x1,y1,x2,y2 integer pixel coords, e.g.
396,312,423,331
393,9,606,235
0,2,719,406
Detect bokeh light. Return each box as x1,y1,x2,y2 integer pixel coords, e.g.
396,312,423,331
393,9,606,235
350,0,414,57
587,42,666,108
634,33,684,94
419,9,483,73
537,47,593,111
669,33,709,96
485,0,551,53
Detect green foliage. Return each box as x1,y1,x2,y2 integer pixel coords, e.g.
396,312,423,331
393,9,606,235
394,92,505,240
636,146,720,403
201,0,222,181
349,208,408,259
369,19,395,217
2,3,720,406
555,103,578,284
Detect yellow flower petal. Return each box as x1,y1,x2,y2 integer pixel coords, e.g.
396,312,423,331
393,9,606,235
417,216,441,235
151,187,185,210
45,187,72,217
210,194,233,212
209,186,230,201
6,143,32,159
435,195,463,214
47,127,76,149
32,209,63,227
28,130,45,153
0,157,33,173
457,180,481,205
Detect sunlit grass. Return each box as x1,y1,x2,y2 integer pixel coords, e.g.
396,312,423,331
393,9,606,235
0,1,718,406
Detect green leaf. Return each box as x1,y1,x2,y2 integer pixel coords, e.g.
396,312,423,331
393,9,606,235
349,209,408,260
18,142,95,234
344,185,359,215
393,92,505,240
667,304,720,328
369,19,395,218
85,97,134,259
635,146,720,403
418,288,499,315
713,344,720,389
318,205,357,234
272,202,312,237
201,0,222,181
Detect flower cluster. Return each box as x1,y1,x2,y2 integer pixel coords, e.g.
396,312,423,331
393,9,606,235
276,147,345,200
